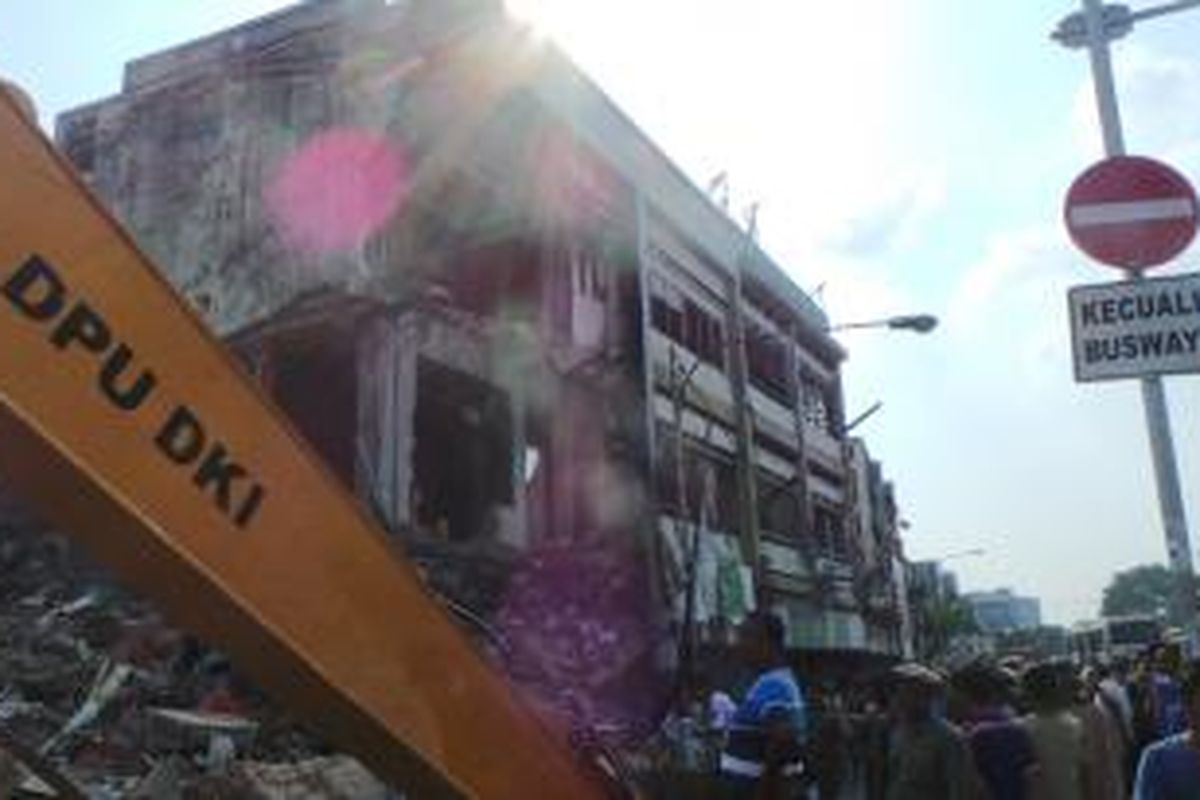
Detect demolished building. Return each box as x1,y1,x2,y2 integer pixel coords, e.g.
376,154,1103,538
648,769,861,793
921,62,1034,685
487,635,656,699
55,0,911,709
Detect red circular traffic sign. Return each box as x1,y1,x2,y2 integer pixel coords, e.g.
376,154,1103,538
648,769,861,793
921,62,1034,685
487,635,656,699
1064,155,1198,271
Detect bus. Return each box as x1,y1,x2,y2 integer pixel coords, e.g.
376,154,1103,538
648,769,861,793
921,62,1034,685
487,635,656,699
1068,615,1162,664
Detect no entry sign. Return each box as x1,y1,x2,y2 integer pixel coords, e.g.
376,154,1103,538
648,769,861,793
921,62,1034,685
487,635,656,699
1064,156,1198,271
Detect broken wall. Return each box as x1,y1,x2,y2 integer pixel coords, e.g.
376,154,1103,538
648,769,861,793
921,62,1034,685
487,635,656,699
356,306,533,549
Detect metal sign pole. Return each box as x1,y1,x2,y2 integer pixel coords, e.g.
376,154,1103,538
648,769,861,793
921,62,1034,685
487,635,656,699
1081,0,1198,651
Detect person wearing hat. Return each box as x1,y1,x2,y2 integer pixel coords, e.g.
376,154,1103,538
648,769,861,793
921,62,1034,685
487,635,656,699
1021,661,1090,800
884,662,978,800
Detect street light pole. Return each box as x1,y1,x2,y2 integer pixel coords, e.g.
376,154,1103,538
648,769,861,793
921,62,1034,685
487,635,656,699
1129,0,1200,22
1081,0,1126,154
1063,0,1198,651
828,314,939,334
935,547,987,562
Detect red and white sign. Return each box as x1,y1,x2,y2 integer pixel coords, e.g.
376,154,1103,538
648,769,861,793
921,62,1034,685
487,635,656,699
1064,156,1199,271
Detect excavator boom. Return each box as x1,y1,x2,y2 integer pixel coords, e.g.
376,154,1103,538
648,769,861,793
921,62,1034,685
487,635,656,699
0,85,605,800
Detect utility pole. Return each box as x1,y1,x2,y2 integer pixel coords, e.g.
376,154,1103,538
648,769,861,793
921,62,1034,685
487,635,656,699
729,276,763,604
1062,0,1199,650
669,345,704,690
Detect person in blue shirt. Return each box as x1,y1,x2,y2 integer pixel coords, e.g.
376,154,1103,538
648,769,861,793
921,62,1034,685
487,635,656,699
718,611,808,800
1134,658,1200,800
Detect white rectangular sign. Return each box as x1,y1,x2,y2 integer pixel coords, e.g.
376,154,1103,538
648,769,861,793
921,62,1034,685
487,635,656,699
1069,272,1200,382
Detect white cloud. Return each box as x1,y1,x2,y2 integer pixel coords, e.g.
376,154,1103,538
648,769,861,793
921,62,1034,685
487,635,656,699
823,168,948,257
950,227,1068,334
523,0,929,260
814,256,912,326
888,219,1183,622
946,222,1143,400
1072,44,1200,170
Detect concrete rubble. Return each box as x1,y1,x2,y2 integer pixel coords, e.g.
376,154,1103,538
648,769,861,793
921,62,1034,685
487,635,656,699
0,520,393,798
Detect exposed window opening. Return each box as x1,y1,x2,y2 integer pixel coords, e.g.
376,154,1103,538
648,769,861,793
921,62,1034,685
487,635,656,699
812,501,846,559
650,276,724,371
755,431,796,463
412,360,513,542
655,424,739,532
799,370,838,435
758,470,800,539
651,294,684,343
683,300,724,370
809,460,843,487
746,324,789,405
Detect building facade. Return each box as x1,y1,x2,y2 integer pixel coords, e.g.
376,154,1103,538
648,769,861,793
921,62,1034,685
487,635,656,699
844,439,912,660
965,589,1043,634
56,0,909,705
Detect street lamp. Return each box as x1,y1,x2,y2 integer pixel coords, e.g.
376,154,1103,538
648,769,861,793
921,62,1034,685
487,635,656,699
1052,0,1200,48
827,313,939,334
936,547,986,563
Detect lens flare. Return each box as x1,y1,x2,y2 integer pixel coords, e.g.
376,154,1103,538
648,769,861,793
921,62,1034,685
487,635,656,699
496,538,662,731
265,128,409,254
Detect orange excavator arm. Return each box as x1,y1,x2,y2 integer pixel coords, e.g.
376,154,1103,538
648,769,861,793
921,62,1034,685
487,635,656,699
0,84,609,800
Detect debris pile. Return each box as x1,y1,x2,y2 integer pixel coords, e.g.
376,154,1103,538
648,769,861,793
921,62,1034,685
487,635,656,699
0,521,392,798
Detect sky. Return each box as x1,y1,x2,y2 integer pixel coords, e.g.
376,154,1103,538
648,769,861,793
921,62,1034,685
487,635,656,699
3,0,1200,624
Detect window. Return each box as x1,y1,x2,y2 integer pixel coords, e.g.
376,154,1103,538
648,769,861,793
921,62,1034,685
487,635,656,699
653,291,725,370
755,430,797,463
808,460,843,487
573,247,607,300
683,300,724,369
655,424,739,531
697,450,739,533
758,471,800,538
800,371,835,434
746,325,789,404
813,502,846,558
412,361,514,541
570,245,607,349
650,278,684,343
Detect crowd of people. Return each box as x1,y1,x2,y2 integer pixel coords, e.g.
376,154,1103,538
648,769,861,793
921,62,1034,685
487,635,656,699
656,612,1200,800
869,647,1200,800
